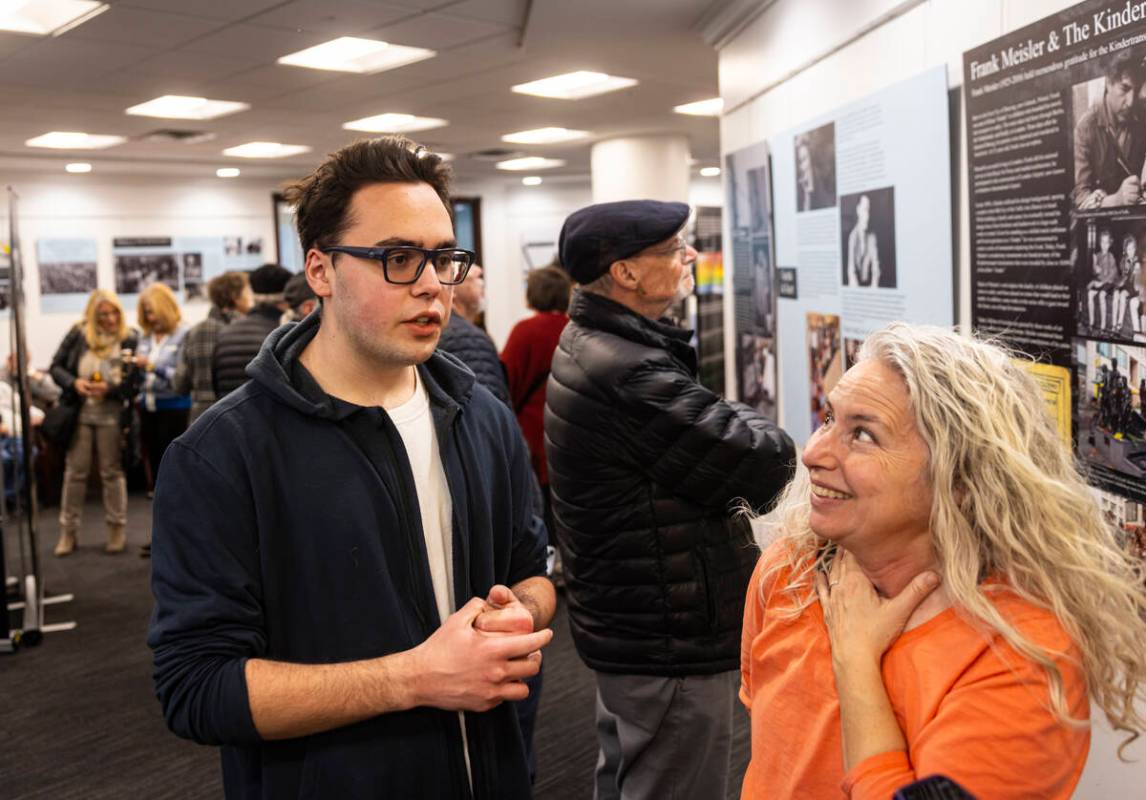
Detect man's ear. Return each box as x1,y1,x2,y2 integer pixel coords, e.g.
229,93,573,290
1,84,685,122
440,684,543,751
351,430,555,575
305,249,333,300
609,258,640,290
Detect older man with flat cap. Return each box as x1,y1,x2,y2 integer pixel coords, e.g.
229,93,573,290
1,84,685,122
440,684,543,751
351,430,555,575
544,199,795,800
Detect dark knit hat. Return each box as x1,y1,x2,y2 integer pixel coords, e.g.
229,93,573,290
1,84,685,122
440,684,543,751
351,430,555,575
558,200,690,284
283,272,316,310
248,263,291,295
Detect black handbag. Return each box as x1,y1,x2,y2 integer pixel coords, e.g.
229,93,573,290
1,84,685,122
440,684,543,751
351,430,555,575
40,397,82,448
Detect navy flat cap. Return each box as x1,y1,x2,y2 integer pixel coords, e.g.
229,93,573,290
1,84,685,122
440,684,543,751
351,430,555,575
558,200,690,284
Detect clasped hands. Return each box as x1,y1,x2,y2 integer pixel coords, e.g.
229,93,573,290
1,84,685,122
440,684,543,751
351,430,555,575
411,584,551,713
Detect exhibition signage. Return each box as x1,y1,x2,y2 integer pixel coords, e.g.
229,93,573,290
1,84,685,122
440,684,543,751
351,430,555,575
965,0,1146,505
769,66,954,446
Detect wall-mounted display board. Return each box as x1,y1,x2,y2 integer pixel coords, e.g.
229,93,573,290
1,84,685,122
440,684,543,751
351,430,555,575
964,0,1146,502
725,141,777,418
112,236,265,307
770,66,954,445
36,239,97,313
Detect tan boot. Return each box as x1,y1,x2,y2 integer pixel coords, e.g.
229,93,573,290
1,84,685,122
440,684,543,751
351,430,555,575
54,530,77,557
105,525,126,554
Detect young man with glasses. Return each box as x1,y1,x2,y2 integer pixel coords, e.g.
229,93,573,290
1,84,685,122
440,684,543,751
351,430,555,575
148,136,554,800
545,200,795,800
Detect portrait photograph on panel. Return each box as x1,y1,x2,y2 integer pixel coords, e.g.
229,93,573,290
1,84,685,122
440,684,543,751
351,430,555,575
838,187,897,289
1074,217,1146,342
793,122,836,212
1071,52,1146,211
806,312,842,433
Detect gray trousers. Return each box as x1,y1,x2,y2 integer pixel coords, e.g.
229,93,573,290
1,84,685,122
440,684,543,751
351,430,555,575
593,670,737,800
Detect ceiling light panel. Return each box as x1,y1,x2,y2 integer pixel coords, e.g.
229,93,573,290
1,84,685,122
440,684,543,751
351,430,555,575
126,95,250,121
26,131,125,149
342,113,447,133
512,71,637,100
673,98,723,117
496,156,565,171
277,37,435,74
0,0,106,36
501,127,588,145
65,162,92,173
223,142,311,159
699,167,721,177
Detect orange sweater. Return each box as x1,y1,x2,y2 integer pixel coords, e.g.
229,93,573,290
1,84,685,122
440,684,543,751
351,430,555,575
739,548,1090,799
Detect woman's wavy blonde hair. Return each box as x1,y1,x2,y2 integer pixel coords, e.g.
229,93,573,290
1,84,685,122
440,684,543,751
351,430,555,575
137,283,181,335
757,322,1146,751
81,289,128,352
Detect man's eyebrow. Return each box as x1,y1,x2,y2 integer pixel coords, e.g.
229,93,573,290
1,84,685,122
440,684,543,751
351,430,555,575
371,237,458,248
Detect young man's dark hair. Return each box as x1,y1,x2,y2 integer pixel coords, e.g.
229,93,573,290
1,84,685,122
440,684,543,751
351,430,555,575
207,271,248,311
1105,50,1146,84
284,136,453,253
526,266,572,313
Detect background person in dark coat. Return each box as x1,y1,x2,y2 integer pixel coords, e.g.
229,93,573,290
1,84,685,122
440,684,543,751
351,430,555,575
436,264,509,405
544,200,796,800
173,271,251,424
211,263,291,397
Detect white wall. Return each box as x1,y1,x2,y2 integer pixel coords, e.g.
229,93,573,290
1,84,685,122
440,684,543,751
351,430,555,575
1,173,279,371
718,1,1144,795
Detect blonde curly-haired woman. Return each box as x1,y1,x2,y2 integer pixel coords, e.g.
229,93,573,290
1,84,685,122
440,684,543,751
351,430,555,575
740,322,1145,799
49,289,139,555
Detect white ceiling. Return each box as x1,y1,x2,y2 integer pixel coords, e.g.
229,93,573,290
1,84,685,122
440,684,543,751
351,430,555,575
0,0,723,183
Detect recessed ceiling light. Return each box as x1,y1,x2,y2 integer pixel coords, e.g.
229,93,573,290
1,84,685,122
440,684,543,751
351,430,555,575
496,156,565,171
222,142,311,159
673,98,723,117
342,113,447,134
512,71,638,100
699,166,721,177
65,162,92,173
126,95,250,121
501,127,588,145
277,37,435,74
0,0,107,36
522,176,543,186
216,167,240,178
26,131,125,150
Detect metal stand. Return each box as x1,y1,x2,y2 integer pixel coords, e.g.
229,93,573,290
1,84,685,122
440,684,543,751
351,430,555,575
2,185,75,654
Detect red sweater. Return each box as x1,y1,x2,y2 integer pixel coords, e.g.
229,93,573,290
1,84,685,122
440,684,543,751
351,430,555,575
500,311,568,485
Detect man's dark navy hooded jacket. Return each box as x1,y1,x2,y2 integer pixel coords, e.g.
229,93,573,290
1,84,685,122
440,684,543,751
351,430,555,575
147,311,548,799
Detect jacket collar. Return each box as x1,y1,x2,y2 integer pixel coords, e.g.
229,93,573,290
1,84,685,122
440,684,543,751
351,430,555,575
568,289,697,372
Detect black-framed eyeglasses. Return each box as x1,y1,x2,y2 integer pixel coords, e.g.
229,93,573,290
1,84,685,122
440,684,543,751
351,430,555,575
321,245,476,285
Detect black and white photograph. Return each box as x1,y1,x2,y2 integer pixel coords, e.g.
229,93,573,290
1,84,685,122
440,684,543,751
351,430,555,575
1071,54,1146,211
839,187,897,289
1074,337,1146,501
750,241,774,336
736,332,776,420
746,165,771,235
793,121,836,212
1074,218,1146,342
114,254,179,294
224,236,243,257
182,252,204,301
245,237,263,255
39,260,97,295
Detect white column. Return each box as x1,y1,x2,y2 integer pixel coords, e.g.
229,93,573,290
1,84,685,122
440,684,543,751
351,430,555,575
590,135,691,204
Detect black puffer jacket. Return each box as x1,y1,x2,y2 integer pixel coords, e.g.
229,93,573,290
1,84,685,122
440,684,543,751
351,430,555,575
212,305,282,397
436,315,510,406
544,291,795,676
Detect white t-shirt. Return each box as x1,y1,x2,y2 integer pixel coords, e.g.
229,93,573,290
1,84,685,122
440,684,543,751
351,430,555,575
388,368,472,785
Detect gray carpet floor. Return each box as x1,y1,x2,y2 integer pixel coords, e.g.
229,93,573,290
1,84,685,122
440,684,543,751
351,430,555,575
2,496,748,798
